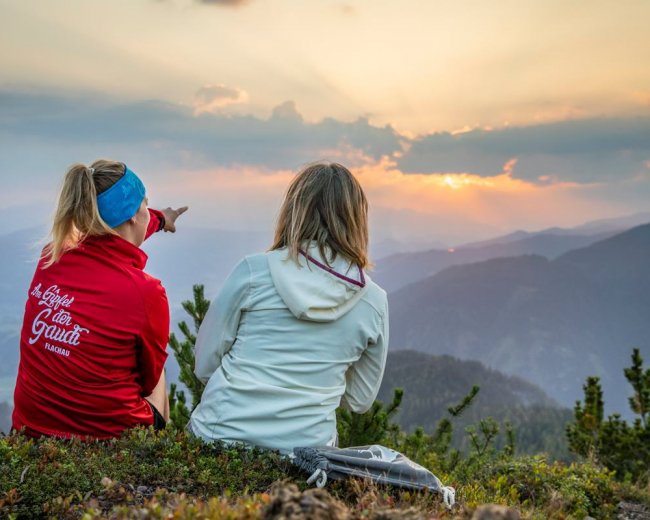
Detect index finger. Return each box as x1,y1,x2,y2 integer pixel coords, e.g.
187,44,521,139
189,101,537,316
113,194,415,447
176,206,189,216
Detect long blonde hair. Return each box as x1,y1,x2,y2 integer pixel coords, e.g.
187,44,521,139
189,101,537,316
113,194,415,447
43,160,125,267
270,162,370,268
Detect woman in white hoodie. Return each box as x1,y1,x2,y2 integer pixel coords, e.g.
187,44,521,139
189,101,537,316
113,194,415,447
189,162,389,454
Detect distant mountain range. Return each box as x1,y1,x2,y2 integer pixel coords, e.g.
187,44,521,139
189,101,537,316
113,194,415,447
389,222,650,415
0,402,11,434
0,228,43,381
372,212,650,292
141,227,269,306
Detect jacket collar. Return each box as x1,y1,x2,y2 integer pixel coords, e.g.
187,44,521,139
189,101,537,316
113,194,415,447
79,233,149,270
298,249,366,288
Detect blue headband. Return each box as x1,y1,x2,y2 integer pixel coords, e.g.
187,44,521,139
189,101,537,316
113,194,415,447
97,166,146,228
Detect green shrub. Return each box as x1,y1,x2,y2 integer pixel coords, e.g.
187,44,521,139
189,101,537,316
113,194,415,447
168,284,210,428
567,348,650,484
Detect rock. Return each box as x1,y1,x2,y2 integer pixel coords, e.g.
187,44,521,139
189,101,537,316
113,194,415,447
370,508,425,519
263,482,350,520
617,501,650,520
471,504,521,520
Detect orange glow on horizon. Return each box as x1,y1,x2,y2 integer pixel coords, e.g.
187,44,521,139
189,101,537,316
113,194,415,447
151,156,620,243
351,156,604,233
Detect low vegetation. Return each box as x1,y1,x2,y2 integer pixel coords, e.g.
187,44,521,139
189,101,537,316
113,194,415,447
0,412,650,519
567,348,650,484
2,427,647,519
1,285,648,518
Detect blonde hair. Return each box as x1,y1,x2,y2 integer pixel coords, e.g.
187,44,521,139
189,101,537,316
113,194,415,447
43,160,125,267
270,162,370,268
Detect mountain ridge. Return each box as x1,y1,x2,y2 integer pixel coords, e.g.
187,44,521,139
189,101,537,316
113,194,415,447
372,213,650,293
388,223,650,414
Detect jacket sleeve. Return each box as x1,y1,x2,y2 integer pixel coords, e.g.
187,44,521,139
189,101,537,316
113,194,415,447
144,208,165,241
194,258,252,384
340,301,389,413
138,279,170,396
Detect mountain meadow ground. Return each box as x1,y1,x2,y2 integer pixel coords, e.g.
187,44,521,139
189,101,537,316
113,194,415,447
1,421,648,519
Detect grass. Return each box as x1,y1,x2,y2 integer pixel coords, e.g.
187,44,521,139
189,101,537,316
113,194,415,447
1,428,648,519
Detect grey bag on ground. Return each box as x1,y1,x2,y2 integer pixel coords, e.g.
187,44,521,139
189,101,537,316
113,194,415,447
292,444,455,508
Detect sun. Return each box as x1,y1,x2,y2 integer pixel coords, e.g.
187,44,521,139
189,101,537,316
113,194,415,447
444,175,461,189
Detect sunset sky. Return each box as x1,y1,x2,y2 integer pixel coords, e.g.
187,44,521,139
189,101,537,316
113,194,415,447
1,0,649,248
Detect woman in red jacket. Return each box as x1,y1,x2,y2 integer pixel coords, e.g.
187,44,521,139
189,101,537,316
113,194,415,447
12,160,187,438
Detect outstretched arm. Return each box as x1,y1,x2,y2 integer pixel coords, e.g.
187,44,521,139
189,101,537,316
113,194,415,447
160,206,189,233
145,206,189,240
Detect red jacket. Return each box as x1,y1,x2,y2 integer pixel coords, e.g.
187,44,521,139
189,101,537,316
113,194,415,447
12,209,169,438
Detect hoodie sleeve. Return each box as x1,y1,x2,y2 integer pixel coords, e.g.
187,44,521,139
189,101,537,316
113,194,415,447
340,300,389,413
194,258,252,384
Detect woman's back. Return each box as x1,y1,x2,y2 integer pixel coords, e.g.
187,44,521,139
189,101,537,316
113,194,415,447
13,233,169,438
190,246,388,454
11,160,185,438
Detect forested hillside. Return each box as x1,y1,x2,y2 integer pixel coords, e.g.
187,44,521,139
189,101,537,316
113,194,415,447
377,351,572,459
389,223,650,414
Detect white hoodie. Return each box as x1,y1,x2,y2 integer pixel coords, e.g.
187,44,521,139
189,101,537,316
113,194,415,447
189,244,389,454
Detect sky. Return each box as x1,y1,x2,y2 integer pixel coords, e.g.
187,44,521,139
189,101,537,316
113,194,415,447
1,0,650,249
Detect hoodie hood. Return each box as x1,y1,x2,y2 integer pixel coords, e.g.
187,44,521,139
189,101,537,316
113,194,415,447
267,244,368,322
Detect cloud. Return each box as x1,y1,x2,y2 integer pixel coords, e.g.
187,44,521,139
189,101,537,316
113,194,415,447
270,100,303,122
0,89,402,173
193,84,248,114
399,117,650,183
1,88,649,241
5,89,648,187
